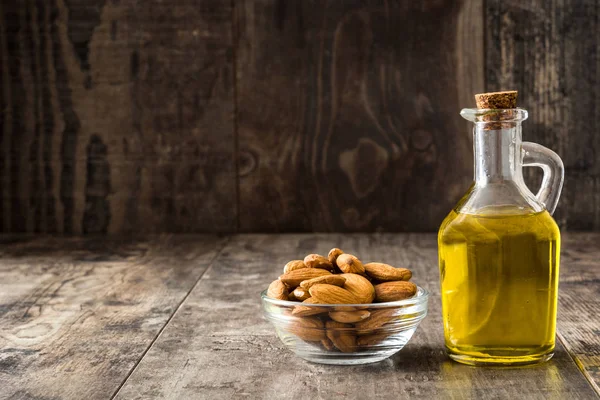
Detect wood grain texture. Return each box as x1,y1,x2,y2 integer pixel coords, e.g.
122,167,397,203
558,233,600,393
235,0,483,232
115,234,599,399
0,235,226,399
486,0,600,231
0,0,236,234
2,0,600,233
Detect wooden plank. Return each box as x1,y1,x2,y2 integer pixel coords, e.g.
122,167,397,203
486,0,600,230
0,235,227,399
558,233,600,393
116,234,598,399
0,0,237,234
235,0,483,232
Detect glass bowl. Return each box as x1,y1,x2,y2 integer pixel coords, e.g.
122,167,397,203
261,286,429,365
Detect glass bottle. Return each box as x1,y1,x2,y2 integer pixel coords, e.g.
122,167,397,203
438,99,564,366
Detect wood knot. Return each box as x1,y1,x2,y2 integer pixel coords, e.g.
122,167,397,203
238,149,257,177
339,138,389,198
410,130,433,151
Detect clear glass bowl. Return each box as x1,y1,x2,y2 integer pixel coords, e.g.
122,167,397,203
261,286,429,365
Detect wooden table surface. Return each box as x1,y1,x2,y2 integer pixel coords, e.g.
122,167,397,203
0,234,598,399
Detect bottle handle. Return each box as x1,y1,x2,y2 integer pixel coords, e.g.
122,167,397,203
522,142,564,215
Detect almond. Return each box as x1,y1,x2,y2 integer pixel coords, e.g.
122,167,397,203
286,316,325,342
267,280,289,300
327,248,344,265
355,308,397,334
279,268,332,288
292,287,311,301
329,310,370,323
333,306,357,311
309,284,360,304
283,260,307,274
336,254,365,275
292,297,327,317
304,254,333,270
357,331,392,347
326,320,357,353
340,273,375,304
300,275,346,291
364,262,412,282
321,338,336,351
374,281,417,302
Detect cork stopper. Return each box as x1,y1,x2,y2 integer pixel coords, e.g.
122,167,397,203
474,91,518,130
475,91,517,109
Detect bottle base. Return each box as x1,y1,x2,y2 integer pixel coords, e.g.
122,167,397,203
447,347,554,366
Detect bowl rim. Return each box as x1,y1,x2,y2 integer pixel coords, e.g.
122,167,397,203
261,285,429,308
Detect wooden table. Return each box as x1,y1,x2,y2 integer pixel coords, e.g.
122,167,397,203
0,234,598,399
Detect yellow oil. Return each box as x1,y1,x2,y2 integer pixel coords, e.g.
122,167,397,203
438,208,560,365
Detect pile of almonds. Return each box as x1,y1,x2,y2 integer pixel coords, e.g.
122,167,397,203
266,248,418,353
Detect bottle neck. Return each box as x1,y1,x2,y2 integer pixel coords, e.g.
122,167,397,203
474,122,523,185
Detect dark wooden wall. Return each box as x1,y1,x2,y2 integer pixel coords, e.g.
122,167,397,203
0,0,598,233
